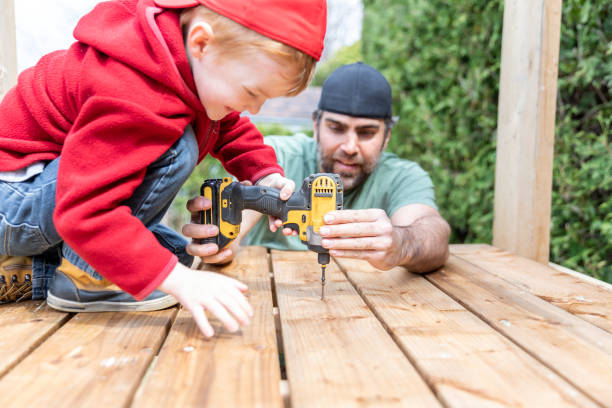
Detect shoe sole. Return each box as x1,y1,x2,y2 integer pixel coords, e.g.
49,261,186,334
46,292,178,312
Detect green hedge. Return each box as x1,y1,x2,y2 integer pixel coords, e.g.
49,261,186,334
361,0,611,281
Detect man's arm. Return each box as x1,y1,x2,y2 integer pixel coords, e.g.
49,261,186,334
319,204,450,272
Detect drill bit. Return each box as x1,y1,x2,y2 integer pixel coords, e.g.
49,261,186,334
317,253,330,300
320,264,326,300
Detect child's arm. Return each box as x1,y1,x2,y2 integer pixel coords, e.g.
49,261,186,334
158,262,253,337
211,113,285,184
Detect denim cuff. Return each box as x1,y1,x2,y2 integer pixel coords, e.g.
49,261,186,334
31,246,61,300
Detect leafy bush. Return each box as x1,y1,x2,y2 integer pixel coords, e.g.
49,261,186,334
361,0,611,281
551,1,612,281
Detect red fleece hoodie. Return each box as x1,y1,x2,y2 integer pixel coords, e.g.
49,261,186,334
0,0,283,298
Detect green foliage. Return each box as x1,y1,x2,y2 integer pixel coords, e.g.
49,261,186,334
255,123,298,137
362,0,611,281
312,41,363,86
551,0,612,281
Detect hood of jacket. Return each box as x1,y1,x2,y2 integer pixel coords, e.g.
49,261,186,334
73,0,202,111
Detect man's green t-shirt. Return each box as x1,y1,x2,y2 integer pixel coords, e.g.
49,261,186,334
246,134,437,251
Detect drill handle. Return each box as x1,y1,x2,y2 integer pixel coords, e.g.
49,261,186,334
238,184,286,220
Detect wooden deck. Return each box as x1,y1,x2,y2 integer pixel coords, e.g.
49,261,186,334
1,245,610,407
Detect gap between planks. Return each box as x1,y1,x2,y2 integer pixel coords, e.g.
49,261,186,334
332,257,445,406
0,301,73,380
334,257,600,407
425,255,611,407
271,250,441,407
451,244,611,333
0,307,177,407
267,247,292,408
131,246,284,408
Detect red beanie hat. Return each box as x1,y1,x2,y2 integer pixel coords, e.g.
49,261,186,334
153,0,327,60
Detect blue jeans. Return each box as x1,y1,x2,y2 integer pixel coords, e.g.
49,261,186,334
0,126,197,299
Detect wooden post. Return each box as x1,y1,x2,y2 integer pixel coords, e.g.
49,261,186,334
0,0,18,100
493,0,562,263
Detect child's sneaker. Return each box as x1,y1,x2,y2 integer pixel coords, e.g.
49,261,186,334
0,256,33,304
46,259,177,312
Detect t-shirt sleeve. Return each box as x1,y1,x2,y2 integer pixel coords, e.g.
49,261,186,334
262,135,292,165
382,160,438,216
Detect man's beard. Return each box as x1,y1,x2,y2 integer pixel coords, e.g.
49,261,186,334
317,146,380,192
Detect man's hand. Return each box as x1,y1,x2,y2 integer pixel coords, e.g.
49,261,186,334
183,195,237,264
183,192,266,266
319,209,403,270
319,204,450,272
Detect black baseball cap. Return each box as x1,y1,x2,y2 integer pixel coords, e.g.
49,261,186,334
318,62,393,119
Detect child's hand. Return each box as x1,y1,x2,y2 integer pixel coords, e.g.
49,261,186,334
158,263,253,338
256,173,296,232
255,173,295,200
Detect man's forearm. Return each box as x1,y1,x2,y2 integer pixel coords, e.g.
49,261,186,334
394,215,450,273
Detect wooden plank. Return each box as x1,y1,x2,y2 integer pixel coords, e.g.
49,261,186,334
0,308,175,406
427,255,612,407
272,250,441,407
451,244,612,333
335,257,599,407
0,300,71,378
0,0,18,100
132,246,283,408
549,261,612,290
493,0,562,263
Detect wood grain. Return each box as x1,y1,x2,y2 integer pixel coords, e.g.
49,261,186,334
428,255,612,407
132,246,282,408
451,244,612,333
0,309,175,406
493,0,562,262
272,250,441,408
336,258,598,408
0,301,70,378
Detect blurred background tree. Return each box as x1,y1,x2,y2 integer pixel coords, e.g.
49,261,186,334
360,0,611,281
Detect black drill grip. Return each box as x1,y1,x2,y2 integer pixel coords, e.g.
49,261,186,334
237,184,286,220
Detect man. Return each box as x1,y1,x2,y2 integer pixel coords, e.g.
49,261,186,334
183,62,450,272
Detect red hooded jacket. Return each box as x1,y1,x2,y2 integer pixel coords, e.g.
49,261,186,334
0,0,283,298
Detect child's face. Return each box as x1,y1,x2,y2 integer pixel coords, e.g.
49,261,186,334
185,19,295,121
192,51,294,120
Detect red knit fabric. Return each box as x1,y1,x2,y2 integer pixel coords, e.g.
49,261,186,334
0,0,283,298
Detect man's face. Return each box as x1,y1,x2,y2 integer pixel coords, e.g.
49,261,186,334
315,111,389,191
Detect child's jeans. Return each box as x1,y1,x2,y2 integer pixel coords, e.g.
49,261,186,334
0,126,198,299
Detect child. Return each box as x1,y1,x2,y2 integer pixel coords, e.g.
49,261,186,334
0,0,326,338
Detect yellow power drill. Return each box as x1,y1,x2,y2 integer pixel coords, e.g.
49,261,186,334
198,173,343,299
